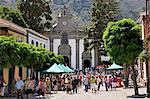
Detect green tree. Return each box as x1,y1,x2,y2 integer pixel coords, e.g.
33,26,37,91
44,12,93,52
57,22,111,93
0,36,22,95
86,0,120,65
103,18,143,95
0,36,64,95
18,0,52,33
0,6,28,27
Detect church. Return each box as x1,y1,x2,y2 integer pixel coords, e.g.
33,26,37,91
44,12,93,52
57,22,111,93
47,6,98,70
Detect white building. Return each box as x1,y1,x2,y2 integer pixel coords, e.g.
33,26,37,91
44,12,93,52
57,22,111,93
136,12,147,86
26,29,50,79
47,6,97,70
27,29,50,50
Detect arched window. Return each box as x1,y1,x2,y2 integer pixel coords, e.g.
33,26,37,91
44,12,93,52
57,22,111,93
40,43,42,47
31,40,34,45
44,44,46,48
61,32,68,44
36,42,38,46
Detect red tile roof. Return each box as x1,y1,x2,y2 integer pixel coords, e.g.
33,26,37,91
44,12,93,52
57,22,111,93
0,19,27,35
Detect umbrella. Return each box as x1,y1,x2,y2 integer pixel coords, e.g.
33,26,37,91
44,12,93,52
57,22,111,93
57,64,70,72
107,63,123,70
58,64,74,72
43,63,64,73
65,66,74,72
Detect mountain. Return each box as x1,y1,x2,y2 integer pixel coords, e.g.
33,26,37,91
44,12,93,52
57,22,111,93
0,0,145,25
50,0,92,25
50,0,145,25
0,0,16,8
120,0,145,20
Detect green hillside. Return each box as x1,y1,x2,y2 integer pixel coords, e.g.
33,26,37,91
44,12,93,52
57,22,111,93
0,0,145,24
51,0,145,24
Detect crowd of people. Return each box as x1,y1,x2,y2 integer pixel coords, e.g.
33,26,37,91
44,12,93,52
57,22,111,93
0,70,122,99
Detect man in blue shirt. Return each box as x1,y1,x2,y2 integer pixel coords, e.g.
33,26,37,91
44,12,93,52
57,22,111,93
15,76,24,99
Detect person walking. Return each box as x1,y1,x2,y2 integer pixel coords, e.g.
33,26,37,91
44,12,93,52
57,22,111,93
15,76,24,99
52,78,58,94
45,77,51,95
72,77,79,94
83,77,89,92
112,76,117,90
24,77,34,98
90,76,97,93
38,77,44,96
97,76,103,91
0,76,6,97
104,76,109,91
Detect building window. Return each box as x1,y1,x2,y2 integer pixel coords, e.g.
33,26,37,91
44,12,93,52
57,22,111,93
36,42,38,46
40,43,42,47
44,44,46,48
16,37,22,42
61,32,68,44
31,40,34,45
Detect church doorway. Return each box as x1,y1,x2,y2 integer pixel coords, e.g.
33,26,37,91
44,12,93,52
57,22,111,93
64,56,69,67
83,59,91,74
83,60,91,68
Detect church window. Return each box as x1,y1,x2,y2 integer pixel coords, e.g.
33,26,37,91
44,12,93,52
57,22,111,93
40,42,42,47
36,42,38,46
44,44,46,48
61,32,68,44
64,10,66,16
31,40,34,45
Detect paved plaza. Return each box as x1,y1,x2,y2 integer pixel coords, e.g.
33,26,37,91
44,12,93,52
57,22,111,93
1,86,147,99
50,87,147,99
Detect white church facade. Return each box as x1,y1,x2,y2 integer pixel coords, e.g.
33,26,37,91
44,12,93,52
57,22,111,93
47,6,97,70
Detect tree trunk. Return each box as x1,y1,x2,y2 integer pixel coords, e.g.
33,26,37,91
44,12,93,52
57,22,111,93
123,64,129,88
131,63,139,95
30,67,34,78
10,66,15,96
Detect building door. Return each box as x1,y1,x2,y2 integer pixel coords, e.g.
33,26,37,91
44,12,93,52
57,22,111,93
64,56,69,67
83,60,91,74
19,67,22,79
84,60,91,68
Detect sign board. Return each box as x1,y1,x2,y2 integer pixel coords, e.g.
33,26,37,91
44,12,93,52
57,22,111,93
101,56,110,61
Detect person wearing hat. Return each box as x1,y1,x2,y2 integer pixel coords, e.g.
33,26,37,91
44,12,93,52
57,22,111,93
24,77,34,98
45,77,51,95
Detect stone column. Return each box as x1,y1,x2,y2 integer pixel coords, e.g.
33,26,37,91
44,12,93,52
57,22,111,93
94,47,99,67
76,39,79,70
50,38,53,51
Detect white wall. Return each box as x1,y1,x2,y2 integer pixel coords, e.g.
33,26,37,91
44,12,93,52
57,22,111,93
143,62,147,81
28,33,50,50
53,39,61,54
79,39,84,70
142,21,144,40
91,49,95,67
69,39,76,69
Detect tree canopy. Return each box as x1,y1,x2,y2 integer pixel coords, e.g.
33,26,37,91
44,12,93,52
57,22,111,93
84,0,120,64
103,18,143,65
0,6,28,27
0,36,64,70
103,18,143,95
17,0,52,33
91,0,120,33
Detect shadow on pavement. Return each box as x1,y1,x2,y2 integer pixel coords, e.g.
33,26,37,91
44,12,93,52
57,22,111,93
126,94,146,98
